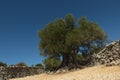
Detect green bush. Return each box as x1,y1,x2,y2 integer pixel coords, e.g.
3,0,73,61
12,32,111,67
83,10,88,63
35,63,44,68
15,62,28,67
0,62,7,67
44,57,61,71
76,54,84,61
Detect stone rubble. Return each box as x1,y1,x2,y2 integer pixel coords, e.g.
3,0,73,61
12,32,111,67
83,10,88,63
0,66,44,80
92,40,120,66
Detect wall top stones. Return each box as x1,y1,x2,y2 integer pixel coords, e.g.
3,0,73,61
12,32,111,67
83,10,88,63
92,40,120,66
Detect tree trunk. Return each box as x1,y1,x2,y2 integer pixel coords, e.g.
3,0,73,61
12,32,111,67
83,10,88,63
59,52,79,69
59,53,68,68
68,52,79,69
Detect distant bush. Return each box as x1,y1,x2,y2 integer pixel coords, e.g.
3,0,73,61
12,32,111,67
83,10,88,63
15,62,28,67
35,63,44,68
0,62,7,67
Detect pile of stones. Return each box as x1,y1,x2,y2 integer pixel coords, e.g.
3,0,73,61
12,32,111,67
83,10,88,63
92,40,120,66
0,66,44,80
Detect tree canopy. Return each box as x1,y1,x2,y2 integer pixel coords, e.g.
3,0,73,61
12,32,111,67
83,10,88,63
38,14,107,69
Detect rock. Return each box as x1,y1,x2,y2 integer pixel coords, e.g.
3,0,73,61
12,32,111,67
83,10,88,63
55,70,60,74
91,40,120,66
0,66,44,79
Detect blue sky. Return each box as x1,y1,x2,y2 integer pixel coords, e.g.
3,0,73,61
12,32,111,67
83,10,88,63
0,0,120,66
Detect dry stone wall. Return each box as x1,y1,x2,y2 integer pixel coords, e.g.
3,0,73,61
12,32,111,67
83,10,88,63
92,40,120,66
0,66,44,80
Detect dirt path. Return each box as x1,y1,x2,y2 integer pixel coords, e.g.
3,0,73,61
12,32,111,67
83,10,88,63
10,65,120,80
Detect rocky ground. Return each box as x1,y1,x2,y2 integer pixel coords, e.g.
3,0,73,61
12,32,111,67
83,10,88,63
10,65,120,80
92,40,120,66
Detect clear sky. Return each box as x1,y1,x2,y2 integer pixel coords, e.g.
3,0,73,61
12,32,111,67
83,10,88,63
0,0,120,66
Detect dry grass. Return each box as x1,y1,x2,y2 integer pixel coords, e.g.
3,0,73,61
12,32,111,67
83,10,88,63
10,65,120,80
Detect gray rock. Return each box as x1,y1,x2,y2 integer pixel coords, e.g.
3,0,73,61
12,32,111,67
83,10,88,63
91,40,120,66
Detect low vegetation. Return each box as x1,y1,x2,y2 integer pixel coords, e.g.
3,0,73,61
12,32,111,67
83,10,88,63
0,62,7,67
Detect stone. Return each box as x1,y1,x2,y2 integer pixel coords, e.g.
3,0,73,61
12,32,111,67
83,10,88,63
91,40,120,66
0,66,44,80
55,70,60,74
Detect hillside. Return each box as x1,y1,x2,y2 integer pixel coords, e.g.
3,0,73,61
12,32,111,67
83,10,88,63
10,65,120,80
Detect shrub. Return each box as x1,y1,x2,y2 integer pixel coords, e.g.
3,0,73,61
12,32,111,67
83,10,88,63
44,57,61,71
